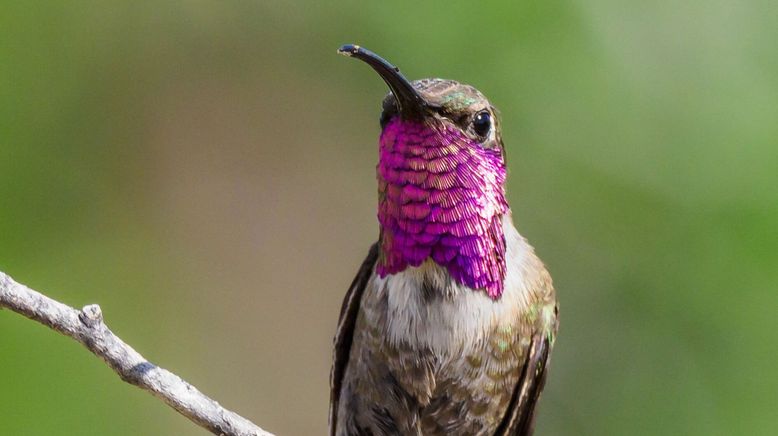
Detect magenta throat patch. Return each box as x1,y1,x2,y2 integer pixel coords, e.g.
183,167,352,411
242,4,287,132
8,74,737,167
376,117,509,299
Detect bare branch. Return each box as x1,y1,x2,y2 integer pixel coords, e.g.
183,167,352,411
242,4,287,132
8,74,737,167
0,271,274,436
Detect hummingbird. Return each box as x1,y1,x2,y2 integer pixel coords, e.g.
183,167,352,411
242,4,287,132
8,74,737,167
330,44,558,436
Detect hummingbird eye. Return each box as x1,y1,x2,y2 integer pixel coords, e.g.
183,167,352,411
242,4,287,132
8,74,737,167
472,110,492,138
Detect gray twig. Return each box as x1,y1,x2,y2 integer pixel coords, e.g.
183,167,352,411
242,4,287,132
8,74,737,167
0,271,274,436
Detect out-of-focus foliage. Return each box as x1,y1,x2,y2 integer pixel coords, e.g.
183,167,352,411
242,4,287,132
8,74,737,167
1,1,776,435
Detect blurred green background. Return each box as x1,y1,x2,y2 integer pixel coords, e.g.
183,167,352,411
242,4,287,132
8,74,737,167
2,1,776,435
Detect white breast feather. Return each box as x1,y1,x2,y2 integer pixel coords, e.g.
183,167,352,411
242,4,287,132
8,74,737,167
372,214,535,357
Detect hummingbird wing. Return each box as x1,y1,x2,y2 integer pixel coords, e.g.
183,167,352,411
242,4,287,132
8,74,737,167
329,243,379,436
495,319,557,436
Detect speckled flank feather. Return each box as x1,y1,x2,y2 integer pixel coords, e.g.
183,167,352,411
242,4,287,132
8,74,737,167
377,117,509,298
335,216,557,436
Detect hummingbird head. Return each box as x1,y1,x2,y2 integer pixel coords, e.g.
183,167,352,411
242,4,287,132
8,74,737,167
339,44,509,299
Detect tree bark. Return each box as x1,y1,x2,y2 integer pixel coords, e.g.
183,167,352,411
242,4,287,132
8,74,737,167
0,271,274,436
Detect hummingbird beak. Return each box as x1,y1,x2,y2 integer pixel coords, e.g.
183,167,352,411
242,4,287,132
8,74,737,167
338,44,429,119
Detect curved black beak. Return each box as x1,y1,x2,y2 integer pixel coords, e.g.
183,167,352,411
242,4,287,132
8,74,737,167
338,44,429,119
